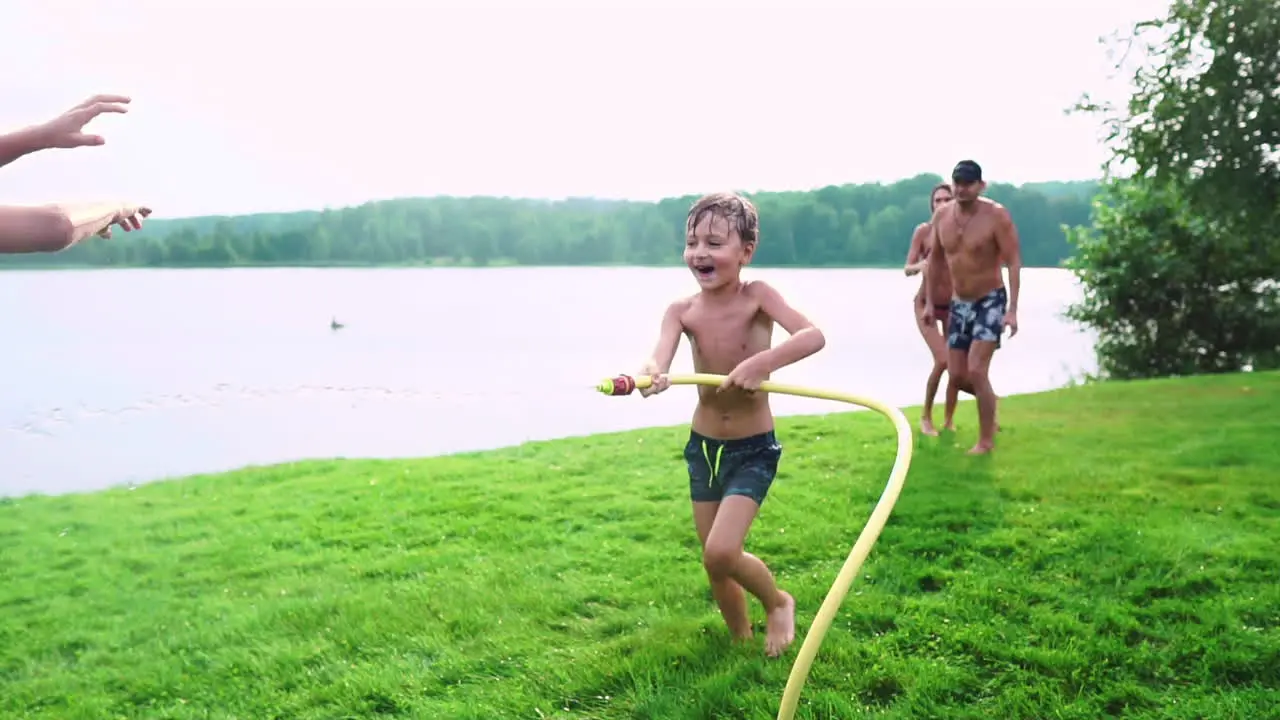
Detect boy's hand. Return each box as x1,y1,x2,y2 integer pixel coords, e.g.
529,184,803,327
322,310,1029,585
638,362,669,398
721,355,769,393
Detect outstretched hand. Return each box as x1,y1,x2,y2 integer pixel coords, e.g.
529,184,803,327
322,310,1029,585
40,95,132,149
82,204,152,243
98,205,151,238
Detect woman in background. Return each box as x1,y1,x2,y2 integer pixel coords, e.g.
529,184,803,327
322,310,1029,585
903,182,958,435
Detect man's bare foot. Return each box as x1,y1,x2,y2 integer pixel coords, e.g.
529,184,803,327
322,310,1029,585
967,441,994,455
764,591,796,657
920,417,938,436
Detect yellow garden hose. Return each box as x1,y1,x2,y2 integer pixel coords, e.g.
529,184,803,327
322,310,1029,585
596,372,914,720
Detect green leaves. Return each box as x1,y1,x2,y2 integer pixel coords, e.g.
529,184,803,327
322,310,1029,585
1065,178,1280,379
1120,0,1280,223
1066,0,1280,380
0,175,1099,271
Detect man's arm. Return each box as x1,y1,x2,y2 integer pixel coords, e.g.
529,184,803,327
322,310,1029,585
994,207,1021,314
0,127,53,170
0,203,150,254
0,206,73,253
749,280,826,372
903,223,930,276
923,209,948,309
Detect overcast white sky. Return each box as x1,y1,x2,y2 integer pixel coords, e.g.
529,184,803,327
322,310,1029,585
0,0,1168,218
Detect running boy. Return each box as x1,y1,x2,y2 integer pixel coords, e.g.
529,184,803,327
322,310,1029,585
636,191,826,657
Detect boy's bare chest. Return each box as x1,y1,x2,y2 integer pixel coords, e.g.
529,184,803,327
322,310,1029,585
684,306,769,356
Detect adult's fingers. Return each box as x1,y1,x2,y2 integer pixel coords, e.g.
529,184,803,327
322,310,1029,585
67,132,106,147
74,94,132,111
78,102,130,119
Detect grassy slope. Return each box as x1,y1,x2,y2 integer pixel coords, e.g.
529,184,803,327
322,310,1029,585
2,372,1278,720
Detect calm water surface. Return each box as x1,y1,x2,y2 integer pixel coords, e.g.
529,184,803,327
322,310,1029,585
0,267,1095,496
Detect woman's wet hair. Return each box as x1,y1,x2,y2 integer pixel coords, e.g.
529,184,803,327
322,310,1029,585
930,183,953,212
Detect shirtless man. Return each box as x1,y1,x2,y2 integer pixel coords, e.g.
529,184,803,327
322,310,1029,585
637,191,826,657
0,94,152,254
924,160,1021,455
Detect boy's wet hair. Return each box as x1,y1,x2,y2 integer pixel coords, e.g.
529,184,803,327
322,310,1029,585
686,191,759,246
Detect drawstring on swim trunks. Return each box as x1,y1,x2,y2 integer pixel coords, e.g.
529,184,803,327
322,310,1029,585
701,440,723,487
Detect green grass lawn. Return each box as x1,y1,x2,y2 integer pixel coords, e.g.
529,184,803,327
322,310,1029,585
2,372,1278,720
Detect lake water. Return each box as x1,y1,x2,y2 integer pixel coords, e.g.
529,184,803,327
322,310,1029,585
0,267,1096,497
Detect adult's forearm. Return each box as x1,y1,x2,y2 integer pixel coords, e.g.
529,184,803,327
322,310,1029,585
0,203,134,254
0,126,50,169
1007,262,1021,313
0,206,74,254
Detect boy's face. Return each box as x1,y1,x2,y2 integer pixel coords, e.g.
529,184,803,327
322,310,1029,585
684,212,754,289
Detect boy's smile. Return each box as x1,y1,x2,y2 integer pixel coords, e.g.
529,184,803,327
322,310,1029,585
684,213,753,289
692,262,717,282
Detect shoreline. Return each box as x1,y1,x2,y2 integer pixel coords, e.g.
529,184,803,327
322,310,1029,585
2,385,1081,502
0,262,1069,272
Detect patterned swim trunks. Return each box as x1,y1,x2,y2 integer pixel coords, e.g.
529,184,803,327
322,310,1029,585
948,286,1007,351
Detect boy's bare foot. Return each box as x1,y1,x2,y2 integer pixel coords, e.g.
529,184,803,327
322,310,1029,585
967,441,994,455
765,591,796,657
920,417,938,436
942,422,956,432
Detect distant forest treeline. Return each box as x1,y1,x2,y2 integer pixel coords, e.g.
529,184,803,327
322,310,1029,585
0,174,1100,269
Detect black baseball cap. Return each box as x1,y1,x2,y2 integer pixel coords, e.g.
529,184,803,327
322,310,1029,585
952,160,983,183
